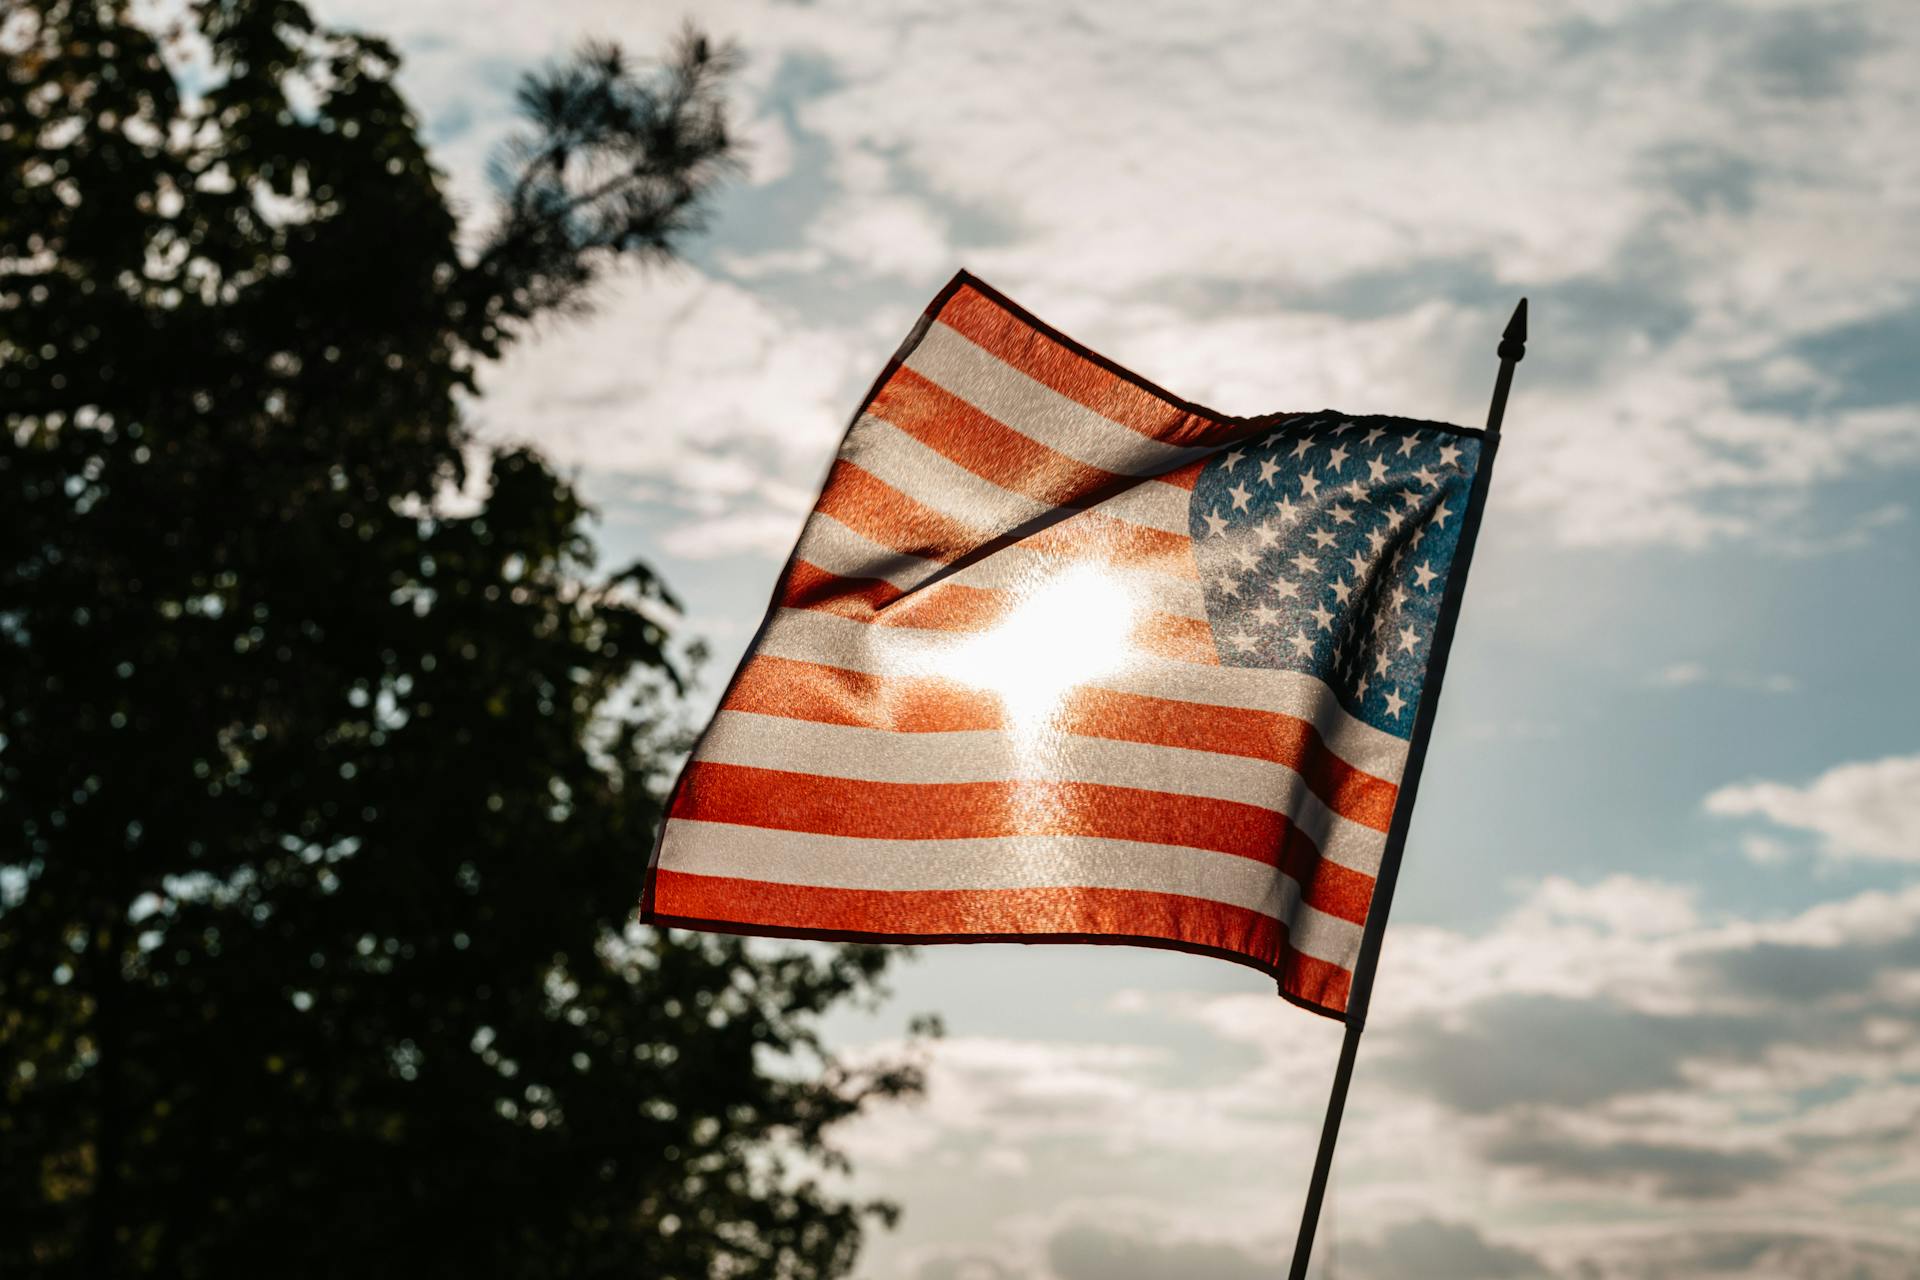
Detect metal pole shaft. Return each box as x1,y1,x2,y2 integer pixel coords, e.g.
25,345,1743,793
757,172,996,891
1288,1020,1364,1280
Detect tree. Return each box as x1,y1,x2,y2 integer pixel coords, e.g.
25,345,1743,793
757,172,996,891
0,3,925,1275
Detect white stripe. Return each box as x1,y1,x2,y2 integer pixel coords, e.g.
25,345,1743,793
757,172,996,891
696,710,1388,876
905,322,1214,477
792,513,1210,622
754,607,1409,783
658,818,1363,967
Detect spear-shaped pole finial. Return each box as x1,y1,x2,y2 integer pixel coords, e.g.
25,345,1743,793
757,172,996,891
1485,298,1528,435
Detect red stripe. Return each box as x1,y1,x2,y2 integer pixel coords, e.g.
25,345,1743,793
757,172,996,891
671,763,1375,926
721,657,1398,834
1157,459,1206,491
1133,611,1219,665
651,870,1354,1014
937,287,1256,450
722,655,1003,733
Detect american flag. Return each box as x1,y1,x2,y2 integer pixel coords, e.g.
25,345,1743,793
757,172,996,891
643,273,1495,1019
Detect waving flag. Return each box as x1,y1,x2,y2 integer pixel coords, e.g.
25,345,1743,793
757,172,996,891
642,272,1498,1019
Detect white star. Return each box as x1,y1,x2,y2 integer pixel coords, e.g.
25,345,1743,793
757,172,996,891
1367,457,1389,484
1274,496,1300,524
1414,465,1438,488
1309,527,1337,550
1252,521,1280,549
1413,562,1438,590
1290,631,1316,656
1227,629,1257,651
1396,434,1420,458
1218,577,1241,598
1299,473,1322,501
1258,456,1280,486
1290,435,1316,461
1330,503,1355,525
1273,577,1300,601
1397,624,1418,654
1411,523,1428,548
1228,482,1252,511
1387,584,1410,611
1362,427,1385,447
1437,441,1462,468
1343,479,1369,504
1223,448,1246,472
1384,688,1406,718
1326,443,1350,471
1330,577,1354,604
1399,488,1423,511
1204,509,1229,537
1252,603,1278,626
1310,602,1335,631
1365,526,1390,555
1290,551,1319,576
1431,500,1453,528
1346,550,1371,578
1355,674,1371,701
1375,649,1392,676
1231,543,1259,572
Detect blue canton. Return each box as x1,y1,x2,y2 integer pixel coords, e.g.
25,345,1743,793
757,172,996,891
1189,412,1483,739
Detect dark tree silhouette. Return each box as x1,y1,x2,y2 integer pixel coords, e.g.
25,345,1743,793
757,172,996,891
0,3,924,1276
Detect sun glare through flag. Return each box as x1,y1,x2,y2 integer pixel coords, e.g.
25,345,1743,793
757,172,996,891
642,272,1499,1020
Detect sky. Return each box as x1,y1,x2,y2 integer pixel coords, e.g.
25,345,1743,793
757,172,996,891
312,2,1920,1275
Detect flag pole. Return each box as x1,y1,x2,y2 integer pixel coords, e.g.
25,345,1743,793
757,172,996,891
1286,297,1527,1280
1484,298,1527,434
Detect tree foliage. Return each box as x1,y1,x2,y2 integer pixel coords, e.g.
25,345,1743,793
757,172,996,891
0,3,921,1275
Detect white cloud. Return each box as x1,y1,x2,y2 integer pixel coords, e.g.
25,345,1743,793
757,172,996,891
1705,753,1920,863
807,193,953,280
463,266,876,555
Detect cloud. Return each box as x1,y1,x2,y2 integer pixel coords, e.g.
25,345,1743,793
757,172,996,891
465,266,875,557
1704,753,1920,862
1339,1218,1551,1280
1378,995,1747,1114
915,1255,1027,1280
1040,1217,1549,1280
1045,1223,1273,1280
1570,1228,1920,1280
1481,1124,1789,1200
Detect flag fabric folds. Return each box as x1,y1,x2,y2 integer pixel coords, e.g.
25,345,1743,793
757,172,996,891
642,272,1497,1020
